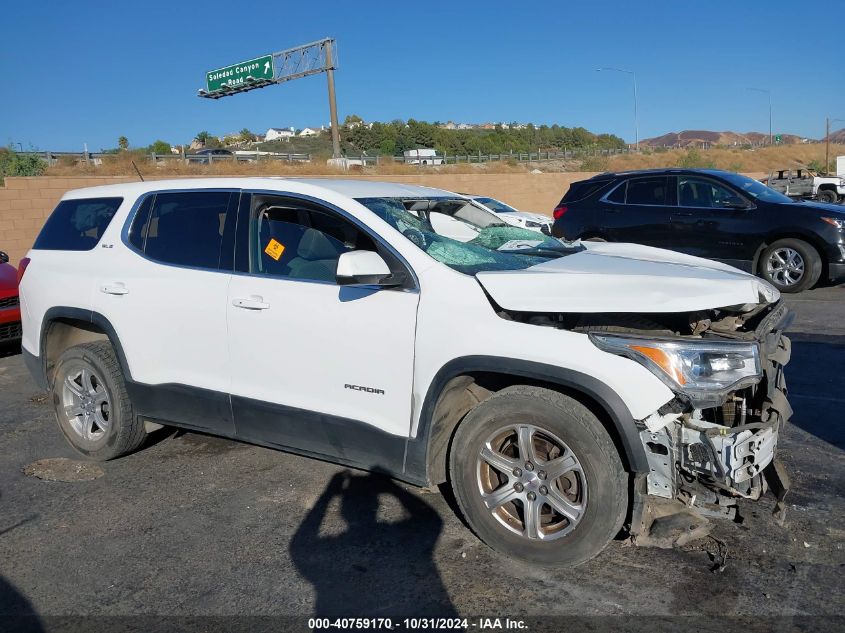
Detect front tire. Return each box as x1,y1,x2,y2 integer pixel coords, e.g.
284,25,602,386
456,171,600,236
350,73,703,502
51,341,145,461
759,238,821,293
448,386,626,567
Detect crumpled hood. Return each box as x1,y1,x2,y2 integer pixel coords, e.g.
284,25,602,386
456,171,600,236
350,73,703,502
475,241,780,313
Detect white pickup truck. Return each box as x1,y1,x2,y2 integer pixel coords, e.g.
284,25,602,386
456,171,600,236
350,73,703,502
764,168,845,203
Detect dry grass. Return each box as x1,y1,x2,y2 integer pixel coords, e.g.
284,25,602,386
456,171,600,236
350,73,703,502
42,144,845,178
603,144,845,174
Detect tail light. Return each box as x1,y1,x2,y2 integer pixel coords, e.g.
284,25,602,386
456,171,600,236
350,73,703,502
553,205,568,220
17,257,30,285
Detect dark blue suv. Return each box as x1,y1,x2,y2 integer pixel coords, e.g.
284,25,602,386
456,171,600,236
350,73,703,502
551,168,845,293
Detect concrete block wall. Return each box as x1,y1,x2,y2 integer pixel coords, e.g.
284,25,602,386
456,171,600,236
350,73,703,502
0,171,765,266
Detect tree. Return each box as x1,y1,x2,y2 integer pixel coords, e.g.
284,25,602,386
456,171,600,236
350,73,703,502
118,136,129,151
149,140,171,155
195,131,212,145
239,128,255,143
343,114,363,126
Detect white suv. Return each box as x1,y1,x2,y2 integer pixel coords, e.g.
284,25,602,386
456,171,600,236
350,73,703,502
20,178,793,565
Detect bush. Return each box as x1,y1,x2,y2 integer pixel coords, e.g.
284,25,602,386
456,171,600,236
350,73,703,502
0,147,47,184
677,148,715,169
580,155,610,172
807,159,834,175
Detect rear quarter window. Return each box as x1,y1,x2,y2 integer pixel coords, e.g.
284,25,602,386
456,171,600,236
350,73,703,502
33,197,123,251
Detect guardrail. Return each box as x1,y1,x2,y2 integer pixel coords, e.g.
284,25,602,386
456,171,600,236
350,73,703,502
21,151,312,166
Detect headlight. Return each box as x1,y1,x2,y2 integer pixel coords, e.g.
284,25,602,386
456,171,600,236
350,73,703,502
590,334,761,406
821,217,845,229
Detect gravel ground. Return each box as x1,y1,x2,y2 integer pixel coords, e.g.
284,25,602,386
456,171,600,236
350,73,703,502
0,286,843,631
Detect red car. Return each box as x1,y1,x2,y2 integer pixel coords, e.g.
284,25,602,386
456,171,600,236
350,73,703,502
0,251,22,344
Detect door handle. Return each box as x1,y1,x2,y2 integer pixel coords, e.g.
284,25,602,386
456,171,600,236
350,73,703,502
100,283,129,296
232,296,270,310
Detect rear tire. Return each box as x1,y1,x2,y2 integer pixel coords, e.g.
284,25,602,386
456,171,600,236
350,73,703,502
448,386,626,567
51,341,145,461
759,238,821,293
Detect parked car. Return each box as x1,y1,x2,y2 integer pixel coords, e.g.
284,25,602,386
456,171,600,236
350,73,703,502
0,251,21,344
763,168,845,204
465,195,554,235
552,168,845,293
21,178,792,566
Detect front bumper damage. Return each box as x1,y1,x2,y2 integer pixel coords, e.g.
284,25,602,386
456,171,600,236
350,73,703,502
631,304,793,547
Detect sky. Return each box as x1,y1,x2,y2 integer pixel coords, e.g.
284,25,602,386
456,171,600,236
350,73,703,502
2,0,843,151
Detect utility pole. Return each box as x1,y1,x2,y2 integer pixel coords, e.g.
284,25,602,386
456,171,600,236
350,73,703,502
749,88,772,145
325,39,341,158
827,117,830,175
825,117,845,176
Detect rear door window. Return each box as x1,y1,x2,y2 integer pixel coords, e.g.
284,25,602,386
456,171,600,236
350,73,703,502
34,197,123,251
130,191,236,270
625,177,671,205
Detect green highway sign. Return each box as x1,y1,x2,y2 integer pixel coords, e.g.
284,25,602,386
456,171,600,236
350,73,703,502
206,54,274,93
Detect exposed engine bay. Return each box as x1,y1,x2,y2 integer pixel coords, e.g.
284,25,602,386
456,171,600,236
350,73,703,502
499,299,794,547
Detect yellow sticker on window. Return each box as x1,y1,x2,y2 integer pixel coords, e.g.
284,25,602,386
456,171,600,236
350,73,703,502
264,238,285,261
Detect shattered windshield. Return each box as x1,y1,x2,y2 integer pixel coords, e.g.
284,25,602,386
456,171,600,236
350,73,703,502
356,197,578,275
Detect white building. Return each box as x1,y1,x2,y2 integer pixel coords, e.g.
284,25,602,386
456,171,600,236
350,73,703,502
298,126,325,137
265,127,295,142
403,148,443,165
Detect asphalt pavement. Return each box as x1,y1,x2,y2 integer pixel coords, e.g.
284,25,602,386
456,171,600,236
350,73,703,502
0,285,842,631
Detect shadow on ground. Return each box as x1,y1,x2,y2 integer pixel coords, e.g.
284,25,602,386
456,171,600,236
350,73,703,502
784,333,845,449
290,470,457,618
0,573,44,633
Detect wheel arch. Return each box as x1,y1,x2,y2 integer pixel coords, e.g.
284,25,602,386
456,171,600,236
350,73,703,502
406,356,650,486
36,307,132,389
753,229,829,279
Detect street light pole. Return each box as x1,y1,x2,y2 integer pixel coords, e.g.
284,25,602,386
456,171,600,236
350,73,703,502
597,67,639,151
748,88,772,145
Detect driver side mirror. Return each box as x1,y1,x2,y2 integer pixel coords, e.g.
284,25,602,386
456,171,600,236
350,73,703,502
336,251,404,287
0,251,8,264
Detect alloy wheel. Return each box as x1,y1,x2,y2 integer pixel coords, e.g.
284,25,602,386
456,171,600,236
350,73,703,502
60,364,111,442
766,247,805,287
476,423,587,541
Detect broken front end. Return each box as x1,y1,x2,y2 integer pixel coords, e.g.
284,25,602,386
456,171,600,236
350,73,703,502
593,301,792,545
503,298,794,546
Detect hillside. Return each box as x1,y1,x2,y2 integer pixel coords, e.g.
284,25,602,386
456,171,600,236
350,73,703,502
823,128,845,143
641,130,806,148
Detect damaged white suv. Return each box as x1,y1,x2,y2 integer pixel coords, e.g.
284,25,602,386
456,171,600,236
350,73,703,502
20,178,792,566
